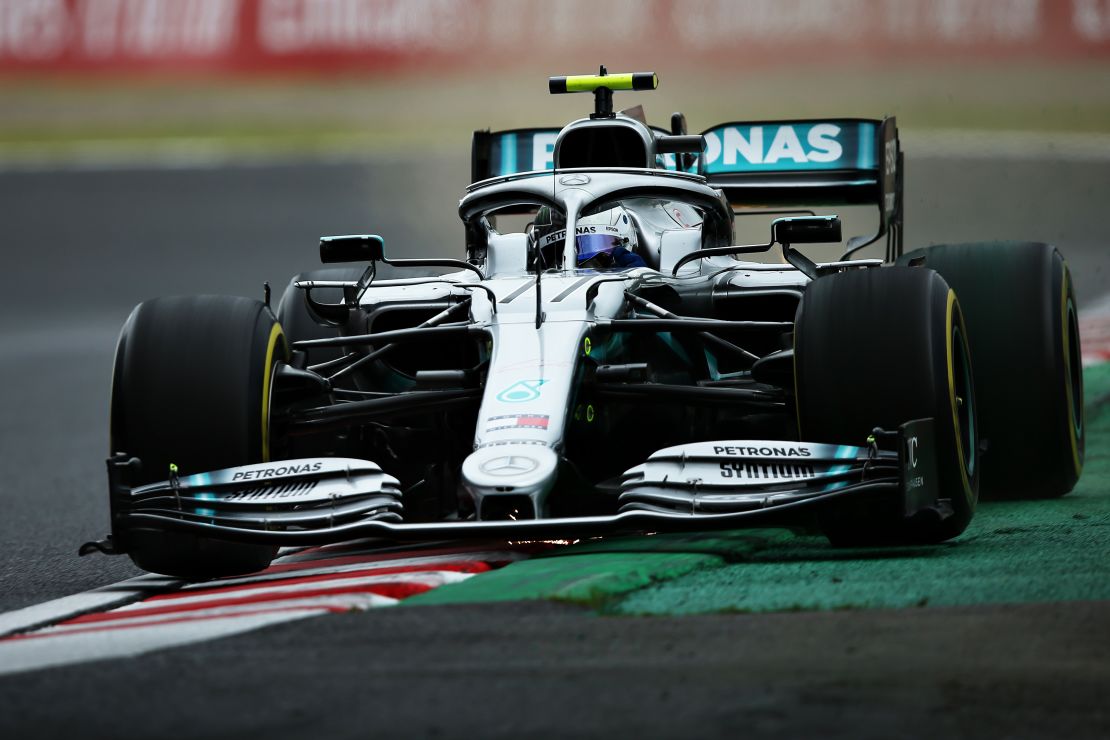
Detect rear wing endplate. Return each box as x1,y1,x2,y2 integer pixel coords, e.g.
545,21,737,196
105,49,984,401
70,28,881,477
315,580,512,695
697,117,903,261
471,128,560,182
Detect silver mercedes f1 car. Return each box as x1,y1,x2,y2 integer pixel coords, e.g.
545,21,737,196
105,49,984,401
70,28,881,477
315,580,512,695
84,70,1085,578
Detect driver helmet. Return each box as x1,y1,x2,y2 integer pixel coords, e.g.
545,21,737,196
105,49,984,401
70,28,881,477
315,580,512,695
574,206,640,268
536,205,639,268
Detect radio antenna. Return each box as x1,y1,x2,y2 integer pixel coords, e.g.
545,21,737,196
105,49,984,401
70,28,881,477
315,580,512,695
548,68,658,120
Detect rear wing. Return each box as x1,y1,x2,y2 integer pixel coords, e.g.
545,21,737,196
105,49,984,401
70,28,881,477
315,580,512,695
697,118,903,261
470,117,904,261
471,123,674,182
471,128,560,182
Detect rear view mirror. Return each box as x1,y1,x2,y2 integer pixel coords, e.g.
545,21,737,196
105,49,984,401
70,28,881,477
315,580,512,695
772,216,842,246
320,234,385,264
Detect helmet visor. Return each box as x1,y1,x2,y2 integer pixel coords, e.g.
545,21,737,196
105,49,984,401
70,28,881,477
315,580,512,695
576,233,624,264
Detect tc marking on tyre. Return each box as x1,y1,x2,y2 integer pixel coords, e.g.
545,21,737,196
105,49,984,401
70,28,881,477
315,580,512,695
0,543,540,676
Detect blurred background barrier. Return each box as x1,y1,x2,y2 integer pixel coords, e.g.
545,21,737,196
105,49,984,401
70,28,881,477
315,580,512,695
1,0,1109,75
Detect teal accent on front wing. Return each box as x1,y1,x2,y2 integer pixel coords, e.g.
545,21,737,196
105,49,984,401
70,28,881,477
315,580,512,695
822,444,859,492
193,472,217,517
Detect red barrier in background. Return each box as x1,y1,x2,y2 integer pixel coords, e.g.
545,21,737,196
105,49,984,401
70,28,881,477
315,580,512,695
1,0,1108,75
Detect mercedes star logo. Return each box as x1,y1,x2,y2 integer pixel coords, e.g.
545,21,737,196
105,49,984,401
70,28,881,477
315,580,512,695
559,174,591,186
480,455,539,476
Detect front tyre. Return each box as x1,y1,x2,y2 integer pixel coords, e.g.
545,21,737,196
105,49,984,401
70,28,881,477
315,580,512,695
795,267,979,545
110,295,288,579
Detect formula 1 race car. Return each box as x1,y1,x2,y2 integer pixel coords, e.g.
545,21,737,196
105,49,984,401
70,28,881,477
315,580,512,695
83,70,1085,579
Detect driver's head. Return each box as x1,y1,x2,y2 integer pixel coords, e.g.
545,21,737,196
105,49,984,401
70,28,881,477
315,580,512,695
573,206,639,268
535,205,639,268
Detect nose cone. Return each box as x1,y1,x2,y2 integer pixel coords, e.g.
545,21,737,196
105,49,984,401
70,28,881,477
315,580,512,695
461,445,559,520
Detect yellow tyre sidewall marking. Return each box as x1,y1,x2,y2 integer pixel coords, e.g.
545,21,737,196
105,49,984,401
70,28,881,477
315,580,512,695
261,322,287,463
792,330,802,437
1061,268,1083,478
946,289,976,508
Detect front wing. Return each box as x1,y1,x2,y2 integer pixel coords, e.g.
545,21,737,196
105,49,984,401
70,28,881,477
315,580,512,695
84,419,946,554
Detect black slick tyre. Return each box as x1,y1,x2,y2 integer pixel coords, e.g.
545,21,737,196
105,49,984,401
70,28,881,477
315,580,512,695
897,242,1083,499
795,267,979,545
110,295,288,579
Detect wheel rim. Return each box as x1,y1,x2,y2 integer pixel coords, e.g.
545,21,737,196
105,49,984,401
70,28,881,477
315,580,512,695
260,322,287,463
1063,286,1084,485
1066,297,1083,440
951,323,976,482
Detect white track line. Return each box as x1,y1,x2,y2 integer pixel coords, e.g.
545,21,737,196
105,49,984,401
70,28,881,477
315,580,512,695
203,549,523,588
0,546,504,676
22,594,401,639
0,610,325,676
0,574,182,639
0,567,477,676
109,570,472,613
0,545,511,639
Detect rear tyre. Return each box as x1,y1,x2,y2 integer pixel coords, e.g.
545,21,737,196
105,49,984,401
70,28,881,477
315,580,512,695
110,295,287,579
795,267,979,545
898,242,1083,499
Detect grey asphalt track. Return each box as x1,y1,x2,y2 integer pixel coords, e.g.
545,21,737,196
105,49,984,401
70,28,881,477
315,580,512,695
0,150,1107,736
2,600,1108,739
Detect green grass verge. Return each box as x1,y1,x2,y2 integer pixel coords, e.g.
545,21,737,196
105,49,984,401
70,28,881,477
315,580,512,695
404,530,797,607
614,363,1110,615
405,552,721,609
407,364,1110,614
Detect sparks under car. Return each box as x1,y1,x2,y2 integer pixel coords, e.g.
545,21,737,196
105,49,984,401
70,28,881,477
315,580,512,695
84,70,1084,578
